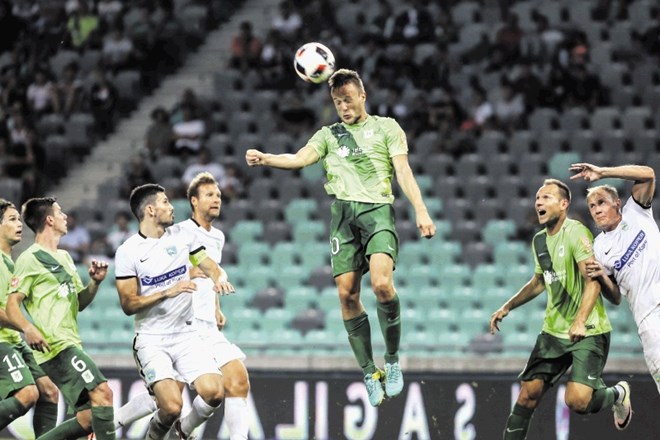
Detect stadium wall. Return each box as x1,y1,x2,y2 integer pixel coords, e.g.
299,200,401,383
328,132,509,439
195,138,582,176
2,368,656,440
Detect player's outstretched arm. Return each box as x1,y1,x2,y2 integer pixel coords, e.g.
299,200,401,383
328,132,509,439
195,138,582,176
6,292,50,352
245,145,320,170
78,260,109,311
392,155,436,239
116,278,197,315
570,163,655,206
490,273,545,334
197,256,235,295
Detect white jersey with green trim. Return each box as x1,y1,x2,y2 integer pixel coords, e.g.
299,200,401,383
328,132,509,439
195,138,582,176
178,219,225,324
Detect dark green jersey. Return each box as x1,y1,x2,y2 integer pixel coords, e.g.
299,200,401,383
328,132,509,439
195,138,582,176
533,218,612,338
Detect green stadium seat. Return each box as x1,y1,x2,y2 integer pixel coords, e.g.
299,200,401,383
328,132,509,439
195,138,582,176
493,242,531,268
292,220,326,242
230,221,264,244
301,162,325,182
236,242,270,270
284,198,318,223
437,264,471,289
171,198,192,223
298,242,329,270
408,197,443,221
548,152,581,180
482,220,517,246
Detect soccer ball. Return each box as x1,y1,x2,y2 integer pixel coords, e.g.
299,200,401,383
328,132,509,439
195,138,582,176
293,42,336,84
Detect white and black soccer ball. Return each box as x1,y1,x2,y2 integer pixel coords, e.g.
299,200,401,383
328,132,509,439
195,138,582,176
293,42,336,84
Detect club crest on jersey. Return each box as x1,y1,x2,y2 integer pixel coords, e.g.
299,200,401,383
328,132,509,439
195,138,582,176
337,146,350,158
364,129,373,138
10,277,18,289
558,245,565,257
166,246,177,256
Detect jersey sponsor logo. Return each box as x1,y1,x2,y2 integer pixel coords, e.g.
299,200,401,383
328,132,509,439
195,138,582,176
337,145,350,158
141,265,186,286
614,231,646,271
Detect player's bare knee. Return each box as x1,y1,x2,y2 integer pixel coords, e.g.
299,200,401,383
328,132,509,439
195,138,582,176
89,382,113,406
37,379,59,403
224,374,250,397
158,400,183,421
565,396,589,414
371,279,394,301
338,289,360,309
15,385,39,409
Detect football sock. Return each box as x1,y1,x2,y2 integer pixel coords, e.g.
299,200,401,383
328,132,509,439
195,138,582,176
114,391,157,429
224,397,249,440
503,403,534,440
377,294,401,364
92,406,116,440
0,396,28,430
146,411,171,440
344,312,376,375
586,387,618,413
36,417,87,440
33,401,58,436
180,395,219,435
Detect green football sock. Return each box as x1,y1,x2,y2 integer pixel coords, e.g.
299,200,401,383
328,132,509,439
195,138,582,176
377,294,401,364
33,401,58,437
344,312,376,375
0,396,28,430
503,403,534,439
586,387,618,414
36,417,87,440
92,406,116,439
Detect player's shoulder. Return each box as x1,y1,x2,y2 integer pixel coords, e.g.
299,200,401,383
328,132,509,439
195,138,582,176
564,218,592,235
115,232,144,253
15,244,39,264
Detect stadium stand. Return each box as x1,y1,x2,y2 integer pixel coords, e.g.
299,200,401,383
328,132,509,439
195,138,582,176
1,0,655,365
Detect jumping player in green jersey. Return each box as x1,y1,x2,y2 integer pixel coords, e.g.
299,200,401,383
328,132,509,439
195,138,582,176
5,197,116,440
246,69,436,407
489,179,630,439
0,199,59,436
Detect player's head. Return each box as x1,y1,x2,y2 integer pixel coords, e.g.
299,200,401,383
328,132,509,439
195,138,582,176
22,197,67,235
129,184,173,227
586,185,622,232
329,69,367,125
0,199,21,247
187,172,222,221
535,179,571,228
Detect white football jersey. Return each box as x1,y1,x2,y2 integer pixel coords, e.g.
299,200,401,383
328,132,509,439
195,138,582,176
593,197,660,326
114,224,206,334
179,218,225,324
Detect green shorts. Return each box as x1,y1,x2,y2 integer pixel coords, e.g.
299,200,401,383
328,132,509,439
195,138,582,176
520,332,610,389
15,341,48,380
0,342,36,399
329,200,399,277
40,346,107,412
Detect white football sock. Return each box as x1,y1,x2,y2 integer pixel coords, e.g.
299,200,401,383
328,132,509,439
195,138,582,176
115,391,158,429
224,397,249,440
180,395,220,435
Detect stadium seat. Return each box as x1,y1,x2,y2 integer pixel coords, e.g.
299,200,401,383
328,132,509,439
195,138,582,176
292,220,326,242
482,220,516,246
548,152,581,180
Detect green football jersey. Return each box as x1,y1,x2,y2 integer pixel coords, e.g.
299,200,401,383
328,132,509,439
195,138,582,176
533,218,612,339
0,252,22,345
307,115,408,204
10,244,84,363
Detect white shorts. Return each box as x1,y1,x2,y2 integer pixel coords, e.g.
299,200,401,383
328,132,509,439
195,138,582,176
194,319,246,367
638,306,660,395
133,331,221,389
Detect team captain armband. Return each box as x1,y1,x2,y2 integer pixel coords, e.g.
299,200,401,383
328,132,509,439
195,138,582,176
189,246,208,267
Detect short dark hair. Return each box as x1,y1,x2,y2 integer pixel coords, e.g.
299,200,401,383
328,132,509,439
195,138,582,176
328,69,365,94
22,197,57,233
543,178,571,203
0,198,16,224
129,184,165,222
